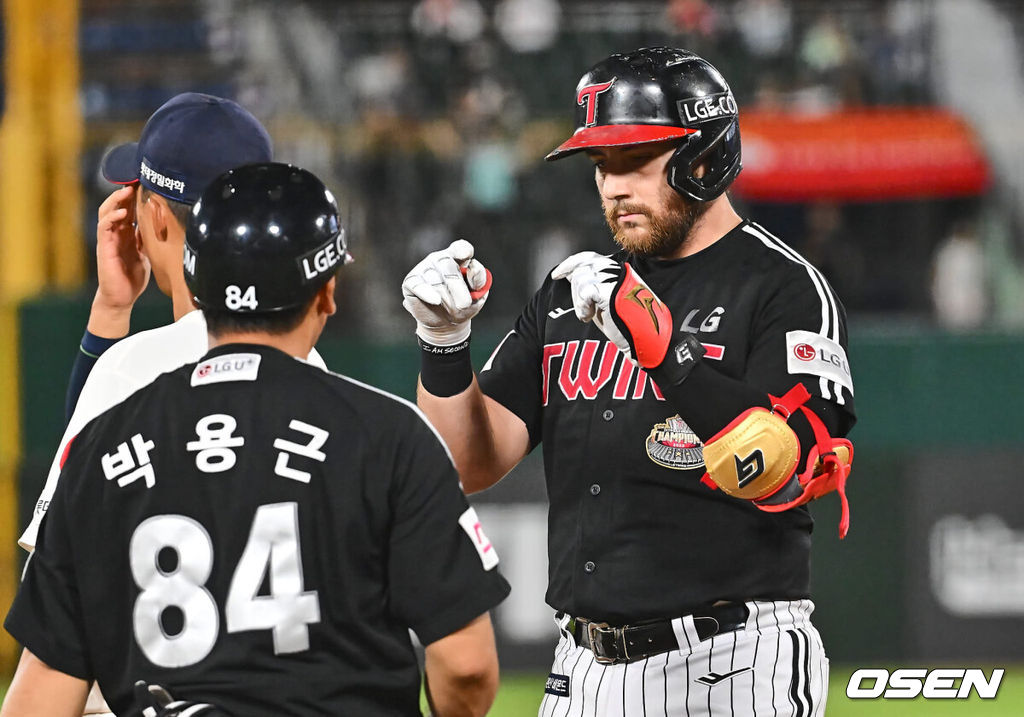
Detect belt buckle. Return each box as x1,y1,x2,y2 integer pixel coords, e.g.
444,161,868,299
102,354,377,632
586,621,630,665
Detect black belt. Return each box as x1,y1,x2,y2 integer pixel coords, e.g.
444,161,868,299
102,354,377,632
570,603,749,665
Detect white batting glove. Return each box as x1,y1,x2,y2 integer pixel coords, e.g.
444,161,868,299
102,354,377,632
402,239,491,346
550,251,633,361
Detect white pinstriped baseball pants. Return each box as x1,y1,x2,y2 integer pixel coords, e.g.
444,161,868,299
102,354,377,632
538,600,828,717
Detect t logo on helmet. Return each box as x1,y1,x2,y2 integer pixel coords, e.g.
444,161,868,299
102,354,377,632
577,79,616,127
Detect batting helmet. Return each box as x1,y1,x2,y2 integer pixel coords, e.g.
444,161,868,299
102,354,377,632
545,47,742,202
184,163,350,313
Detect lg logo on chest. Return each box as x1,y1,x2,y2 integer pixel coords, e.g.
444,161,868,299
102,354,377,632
680,306,725,333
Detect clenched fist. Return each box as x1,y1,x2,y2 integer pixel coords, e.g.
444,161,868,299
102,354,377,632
402,239,491,346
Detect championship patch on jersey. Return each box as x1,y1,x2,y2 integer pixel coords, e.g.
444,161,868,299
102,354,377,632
785,330,854,394
191,353,262,386
646,414,705,470
458,507,500,571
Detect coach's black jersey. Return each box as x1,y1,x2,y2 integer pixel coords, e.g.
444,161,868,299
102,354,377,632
6,345,509,716
479,220,855,623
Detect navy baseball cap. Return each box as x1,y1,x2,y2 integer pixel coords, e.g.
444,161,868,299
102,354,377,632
100,92,273,204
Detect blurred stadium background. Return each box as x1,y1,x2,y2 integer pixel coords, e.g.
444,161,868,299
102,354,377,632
2,0,1024,713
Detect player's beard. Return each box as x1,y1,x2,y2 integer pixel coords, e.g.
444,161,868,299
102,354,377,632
604,191,709,258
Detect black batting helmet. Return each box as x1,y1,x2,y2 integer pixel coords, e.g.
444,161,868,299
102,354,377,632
545,47,742,202
184,162,350,313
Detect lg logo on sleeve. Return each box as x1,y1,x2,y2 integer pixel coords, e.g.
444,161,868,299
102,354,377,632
846,668,1004,699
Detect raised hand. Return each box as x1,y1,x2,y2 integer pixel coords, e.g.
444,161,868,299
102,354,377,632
89,185,151,337
402,239,491,346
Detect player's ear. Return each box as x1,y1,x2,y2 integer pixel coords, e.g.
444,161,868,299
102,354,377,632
316,276,337,317
149,194,172,243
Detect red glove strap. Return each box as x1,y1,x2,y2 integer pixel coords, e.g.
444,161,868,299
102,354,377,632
612,263,673,368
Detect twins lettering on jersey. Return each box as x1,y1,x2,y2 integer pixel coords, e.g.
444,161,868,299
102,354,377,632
542,340,711,470
100,416,330,489
541,339,723,406
542,340,664,405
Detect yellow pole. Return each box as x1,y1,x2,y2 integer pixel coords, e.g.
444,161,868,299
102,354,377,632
0,303,20,674
0,0,36,675
0,0,49,301
0,0,83,674
0,0,83,297
44,0,85,289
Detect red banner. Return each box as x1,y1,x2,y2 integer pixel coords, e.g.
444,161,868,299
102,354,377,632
732,109,991,202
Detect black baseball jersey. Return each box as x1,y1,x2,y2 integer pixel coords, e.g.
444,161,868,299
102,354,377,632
479,220,855,624
6,344,509,716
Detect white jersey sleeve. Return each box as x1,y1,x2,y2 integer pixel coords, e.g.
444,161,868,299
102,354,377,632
20,360,138,549
20,313,205,550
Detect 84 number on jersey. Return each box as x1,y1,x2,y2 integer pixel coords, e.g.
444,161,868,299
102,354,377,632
130,502,320,668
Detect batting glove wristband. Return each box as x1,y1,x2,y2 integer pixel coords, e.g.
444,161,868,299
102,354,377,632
551,252,704,385
402,239,492,347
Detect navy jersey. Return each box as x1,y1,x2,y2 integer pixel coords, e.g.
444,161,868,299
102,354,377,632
6,344,509,716
479,220,855,623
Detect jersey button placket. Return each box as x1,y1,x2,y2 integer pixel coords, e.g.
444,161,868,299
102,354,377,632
602,409,614,421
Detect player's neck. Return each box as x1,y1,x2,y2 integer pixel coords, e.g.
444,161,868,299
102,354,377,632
669,195,743,260
171,279,198,321
159,226,198,321
207,331,315,360
206,311,323,360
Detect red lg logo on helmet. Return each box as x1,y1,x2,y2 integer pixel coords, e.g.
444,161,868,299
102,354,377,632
794,344,816,361
577,79,616,127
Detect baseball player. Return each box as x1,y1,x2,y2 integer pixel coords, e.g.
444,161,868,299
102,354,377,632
21,92,338,548
3,163,510,717
60,93,296,421
20,93,310,716
402,48,856,716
